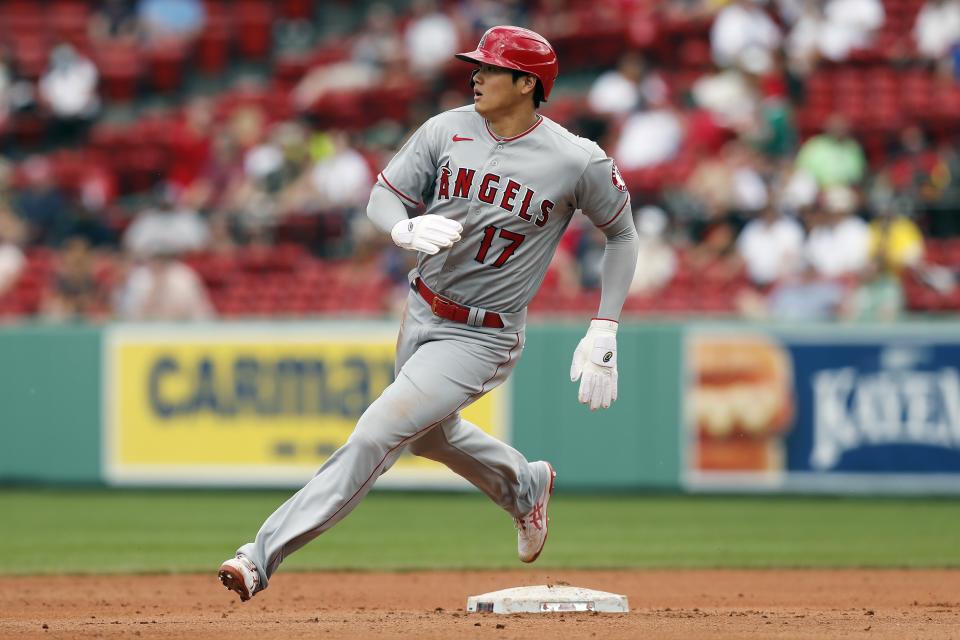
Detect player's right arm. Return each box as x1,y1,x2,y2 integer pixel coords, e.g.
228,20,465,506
367,185,461,255
366,115,461,254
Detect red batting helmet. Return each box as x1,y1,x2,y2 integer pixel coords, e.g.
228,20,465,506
455,26,559,101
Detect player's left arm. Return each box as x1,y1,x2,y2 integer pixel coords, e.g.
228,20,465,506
569,149,640,410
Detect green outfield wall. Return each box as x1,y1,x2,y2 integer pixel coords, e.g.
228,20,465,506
511,323,683,489
0,326,103,484
0,322,682,489
2,321,959,493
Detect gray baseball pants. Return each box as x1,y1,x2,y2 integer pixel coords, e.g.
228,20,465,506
237,286,545,590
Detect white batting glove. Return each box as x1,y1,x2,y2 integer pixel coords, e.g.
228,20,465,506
391,215,462,255
569,319,619,411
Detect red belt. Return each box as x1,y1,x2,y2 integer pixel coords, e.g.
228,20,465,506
413,278,504,328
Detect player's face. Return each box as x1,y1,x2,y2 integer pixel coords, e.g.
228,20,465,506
472,64,534,117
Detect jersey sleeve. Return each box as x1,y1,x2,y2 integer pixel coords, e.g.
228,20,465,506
377,116,442,208
575,145,631,229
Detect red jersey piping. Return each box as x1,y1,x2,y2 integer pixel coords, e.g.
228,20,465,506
379,172,420,206
597,196,629,229
484,116,544,143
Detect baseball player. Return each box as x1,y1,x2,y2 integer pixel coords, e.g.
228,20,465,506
219,25,640,601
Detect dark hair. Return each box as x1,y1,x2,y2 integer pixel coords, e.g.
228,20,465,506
510,70,545,108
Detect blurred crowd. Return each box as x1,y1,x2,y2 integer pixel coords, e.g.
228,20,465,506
0,0,959,323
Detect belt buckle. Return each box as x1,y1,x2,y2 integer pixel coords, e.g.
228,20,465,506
431,296,448,317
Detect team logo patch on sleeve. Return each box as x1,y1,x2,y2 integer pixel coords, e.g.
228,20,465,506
611,163,627,192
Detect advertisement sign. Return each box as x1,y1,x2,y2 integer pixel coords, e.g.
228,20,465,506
685,327,960,493
104,324,509,487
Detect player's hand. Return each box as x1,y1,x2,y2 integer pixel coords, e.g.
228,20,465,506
569,319,618,411
391,215,462,255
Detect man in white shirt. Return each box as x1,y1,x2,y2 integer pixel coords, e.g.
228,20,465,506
711,0,782,69
914,0,960,60
123,188,210,257
114,242,215,321
39,44,100,120
804,186,870,278
404,0,459,78
737,204,806,287
587,52,667,116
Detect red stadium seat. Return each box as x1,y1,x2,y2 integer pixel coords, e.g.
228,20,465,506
94,44,143,102
234,1,274,60
195,17,232,75
144,39,188,93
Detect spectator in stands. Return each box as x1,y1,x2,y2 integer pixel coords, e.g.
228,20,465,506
737,202,805,288
89,0,140,44
182,123,247,211
745,53,798,158
351,3,404,73
789,0,885,65
292,57,385,112
0,202,26,297
280,130,373,215
305,131,373,212
795,113,866,187
784,0,825,74
914,0,960,61
710,0,782,69
918,142,960,237
844,198,924,321
778,165,819,213
0,57,10,142
629,205,677,295
403,0,460,79
167,97,214,195
0,46,35,128
867,198,925,276
67,203,118,250
613,87,684,170
691,53,763,136
40,236,106,321
804,185,870,279
38,44,100,145
587,52,668,116
137,0,205,43
113,240,215,321
123,186,209,257
215,117,310,240
14,157,73,247
844,257,904,321
818,0,885,61
756,258,849,321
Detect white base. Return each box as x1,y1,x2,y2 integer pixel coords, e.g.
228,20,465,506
467,585,629,614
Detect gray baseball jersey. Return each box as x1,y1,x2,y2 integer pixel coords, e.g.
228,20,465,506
378,105,632,313
231,106,636,594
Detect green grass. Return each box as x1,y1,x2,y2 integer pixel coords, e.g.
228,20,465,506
2,489,959,575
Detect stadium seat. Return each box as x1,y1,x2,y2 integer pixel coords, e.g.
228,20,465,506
144,39,188,94
234,1,274,60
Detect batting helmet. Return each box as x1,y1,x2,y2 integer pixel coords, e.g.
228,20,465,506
455,26,559,101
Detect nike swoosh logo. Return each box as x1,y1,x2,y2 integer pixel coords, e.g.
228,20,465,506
452,134,473,142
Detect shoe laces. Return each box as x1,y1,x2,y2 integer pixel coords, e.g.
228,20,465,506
237,556,259,584
516,501,544,533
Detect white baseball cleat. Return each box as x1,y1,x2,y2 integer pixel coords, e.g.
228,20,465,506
516,461,555,563
218,555,260,602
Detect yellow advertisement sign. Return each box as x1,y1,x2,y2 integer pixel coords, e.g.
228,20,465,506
104,325,509,487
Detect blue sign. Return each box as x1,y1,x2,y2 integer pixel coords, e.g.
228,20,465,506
686,329,960,493
788,341,960,474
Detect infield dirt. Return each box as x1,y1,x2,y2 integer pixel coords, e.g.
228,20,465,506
2,569,958,639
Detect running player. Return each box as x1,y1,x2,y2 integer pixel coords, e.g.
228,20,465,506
218,25,640,601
